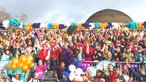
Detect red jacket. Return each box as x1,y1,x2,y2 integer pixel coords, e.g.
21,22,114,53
50,46,62,59
39,48,49,60
82,44,94,55
110,72,118,82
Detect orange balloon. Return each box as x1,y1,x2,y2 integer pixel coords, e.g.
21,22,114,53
72,79,77,82
24,60,31,66
138,22,144,29
77,23,82,29
16,62,23,69
19,55,27,63
26,55,33,61
53,23,59,29
11,58,19,65
28,62,34,68
22,65,29,72
10,64,16,70
6,64,11,70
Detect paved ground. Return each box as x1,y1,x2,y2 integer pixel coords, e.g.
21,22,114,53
42,69,57,82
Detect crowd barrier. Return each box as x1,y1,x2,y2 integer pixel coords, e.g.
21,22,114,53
83,61,146,80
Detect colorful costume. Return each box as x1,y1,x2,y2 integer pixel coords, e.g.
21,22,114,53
35,63,46,80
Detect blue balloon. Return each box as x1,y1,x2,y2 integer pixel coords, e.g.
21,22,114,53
66,67,71,73
21,72,26,82
107,22,112,28
126,20,138,29
94,22,100,28
9,18,20,26
81,66,87,72
22,22,26,28
70,22,77,27
75,60,82,68
143,22,146,28
59,24,66,29
32,23,40,28
82,23,91,28
7,70,13,75
70,57,78,64
47,23,53,29
13,68,22,74
0,22,4,29
62,71,69,78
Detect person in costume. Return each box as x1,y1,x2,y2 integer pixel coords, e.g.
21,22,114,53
12,71,23,82
35,60,46,81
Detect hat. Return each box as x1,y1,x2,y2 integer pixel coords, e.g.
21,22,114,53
34,73,39,77
38,60,42,63
1,69,6,73
99,78,105,82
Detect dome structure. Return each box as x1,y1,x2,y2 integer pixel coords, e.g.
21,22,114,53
86,9,132,23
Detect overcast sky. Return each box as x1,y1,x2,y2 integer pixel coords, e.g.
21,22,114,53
0,0,146,24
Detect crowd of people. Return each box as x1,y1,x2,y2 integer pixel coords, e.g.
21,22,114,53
0,27,146,82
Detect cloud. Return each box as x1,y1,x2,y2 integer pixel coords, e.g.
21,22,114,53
0,0,146,23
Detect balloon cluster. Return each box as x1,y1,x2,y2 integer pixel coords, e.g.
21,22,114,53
6,55,34,72
143,22,146,28
1,17,146,30
0,22,4,29
126,20,146,29
47,23,67,29
94,22,100,28
69,64,85,81
7,68,26,82
70,57,82,68
70,22,77,27
32,23,41,28
9,18,20,27
82,23,91,28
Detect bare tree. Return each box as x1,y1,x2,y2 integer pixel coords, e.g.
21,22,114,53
0,7,27,22
0,8,11,21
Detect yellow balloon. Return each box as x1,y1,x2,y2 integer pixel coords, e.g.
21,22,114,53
16,62,23,69
26,55,33,62
28,62,34,68
22,65,29,72
11,58,19,65
24,60,32,66
10,64,17,70
6,64,11,70
77,23,82,29
19,55,27,62
138,22,144,29
26,24,32,29
53,23,59,29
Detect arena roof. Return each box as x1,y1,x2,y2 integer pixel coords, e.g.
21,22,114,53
86,9,132,23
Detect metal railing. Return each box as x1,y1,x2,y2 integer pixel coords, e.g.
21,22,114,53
83,60,146,81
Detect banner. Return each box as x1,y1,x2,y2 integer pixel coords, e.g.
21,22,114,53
87,60,116,77
0,60,10,71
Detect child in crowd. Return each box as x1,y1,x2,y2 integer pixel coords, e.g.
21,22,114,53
35,60,46,81
12,71,23,82
29,73,40,82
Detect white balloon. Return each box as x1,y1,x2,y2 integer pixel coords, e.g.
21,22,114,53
75,68,84,75
2,20,9,28
40,23,47,28
89,23,95,30
69,71,76,81
112,23,120,29
69,64,76,72
74,75,83,81
18,22,23,28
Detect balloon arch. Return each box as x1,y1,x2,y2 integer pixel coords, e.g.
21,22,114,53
0,18,146,30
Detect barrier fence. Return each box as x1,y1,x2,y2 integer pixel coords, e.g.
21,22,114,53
83,61,146,80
